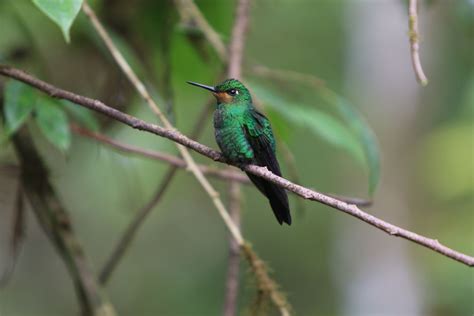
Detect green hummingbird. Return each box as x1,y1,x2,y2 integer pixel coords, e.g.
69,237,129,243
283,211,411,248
187,79,291,225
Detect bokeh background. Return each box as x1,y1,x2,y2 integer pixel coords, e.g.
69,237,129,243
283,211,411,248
0,0,473,315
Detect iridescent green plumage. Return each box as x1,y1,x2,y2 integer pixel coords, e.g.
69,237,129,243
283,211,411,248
188,79,291,225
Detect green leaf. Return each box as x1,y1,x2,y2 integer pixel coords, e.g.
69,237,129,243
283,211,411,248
331,94,380,195
249,75,381,195
61,100,99,131
35,96,71,151
32,0,83,43
251,83,365,167
3,80,36,135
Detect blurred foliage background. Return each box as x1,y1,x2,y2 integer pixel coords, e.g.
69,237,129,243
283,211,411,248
0,0,473,315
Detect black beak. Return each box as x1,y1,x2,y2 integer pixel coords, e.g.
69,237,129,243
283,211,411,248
187,81,216,92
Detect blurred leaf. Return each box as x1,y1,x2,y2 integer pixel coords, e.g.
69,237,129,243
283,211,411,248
250,67,381,194
61,100,99,131
331,94,380,194
35,96,71,151
251,82,365,167
31,0,83,43
3,80,36,136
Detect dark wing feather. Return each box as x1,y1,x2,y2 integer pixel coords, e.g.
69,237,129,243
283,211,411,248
244,110,291,225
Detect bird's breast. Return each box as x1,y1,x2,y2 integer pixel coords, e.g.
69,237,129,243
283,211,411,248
213,109,254,162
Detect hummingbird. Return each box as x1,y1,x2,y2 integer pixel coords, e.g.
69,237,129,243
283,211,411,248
187,79,291,225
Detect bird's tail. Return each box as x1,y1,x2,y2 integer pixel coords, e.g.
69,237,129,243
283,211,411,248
246,173,292,225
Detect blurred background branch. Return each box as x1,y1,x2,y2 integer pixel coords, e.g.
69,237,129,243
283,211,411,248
9,125,116,316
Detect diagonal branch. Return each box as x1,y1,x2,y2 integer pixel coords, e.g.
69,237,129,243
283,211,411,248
1,65,472,268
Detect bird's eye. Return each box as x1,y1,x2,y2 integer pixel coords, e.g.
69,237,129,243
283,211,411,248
228,89,238,96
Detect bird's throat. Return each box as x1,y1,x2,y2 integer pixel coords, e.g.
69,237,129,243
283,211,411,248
213,92,233,104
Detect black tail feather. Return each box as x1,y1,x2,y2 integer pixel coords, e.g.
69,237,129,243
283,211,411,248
246,173,292,225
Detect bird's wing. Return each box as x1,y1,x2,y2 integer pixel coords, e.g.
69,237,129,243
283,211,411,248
243,109,291,225
243,109,279,174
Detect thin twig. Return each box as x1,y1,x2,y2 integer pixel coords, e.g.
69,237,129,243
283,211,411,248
72,125,248,183
174,0,227,62
408,0,428,86
1,65,472,267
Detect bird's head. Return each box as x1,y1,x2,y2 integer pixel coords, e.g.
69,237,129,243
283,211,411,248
187,78,252,104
